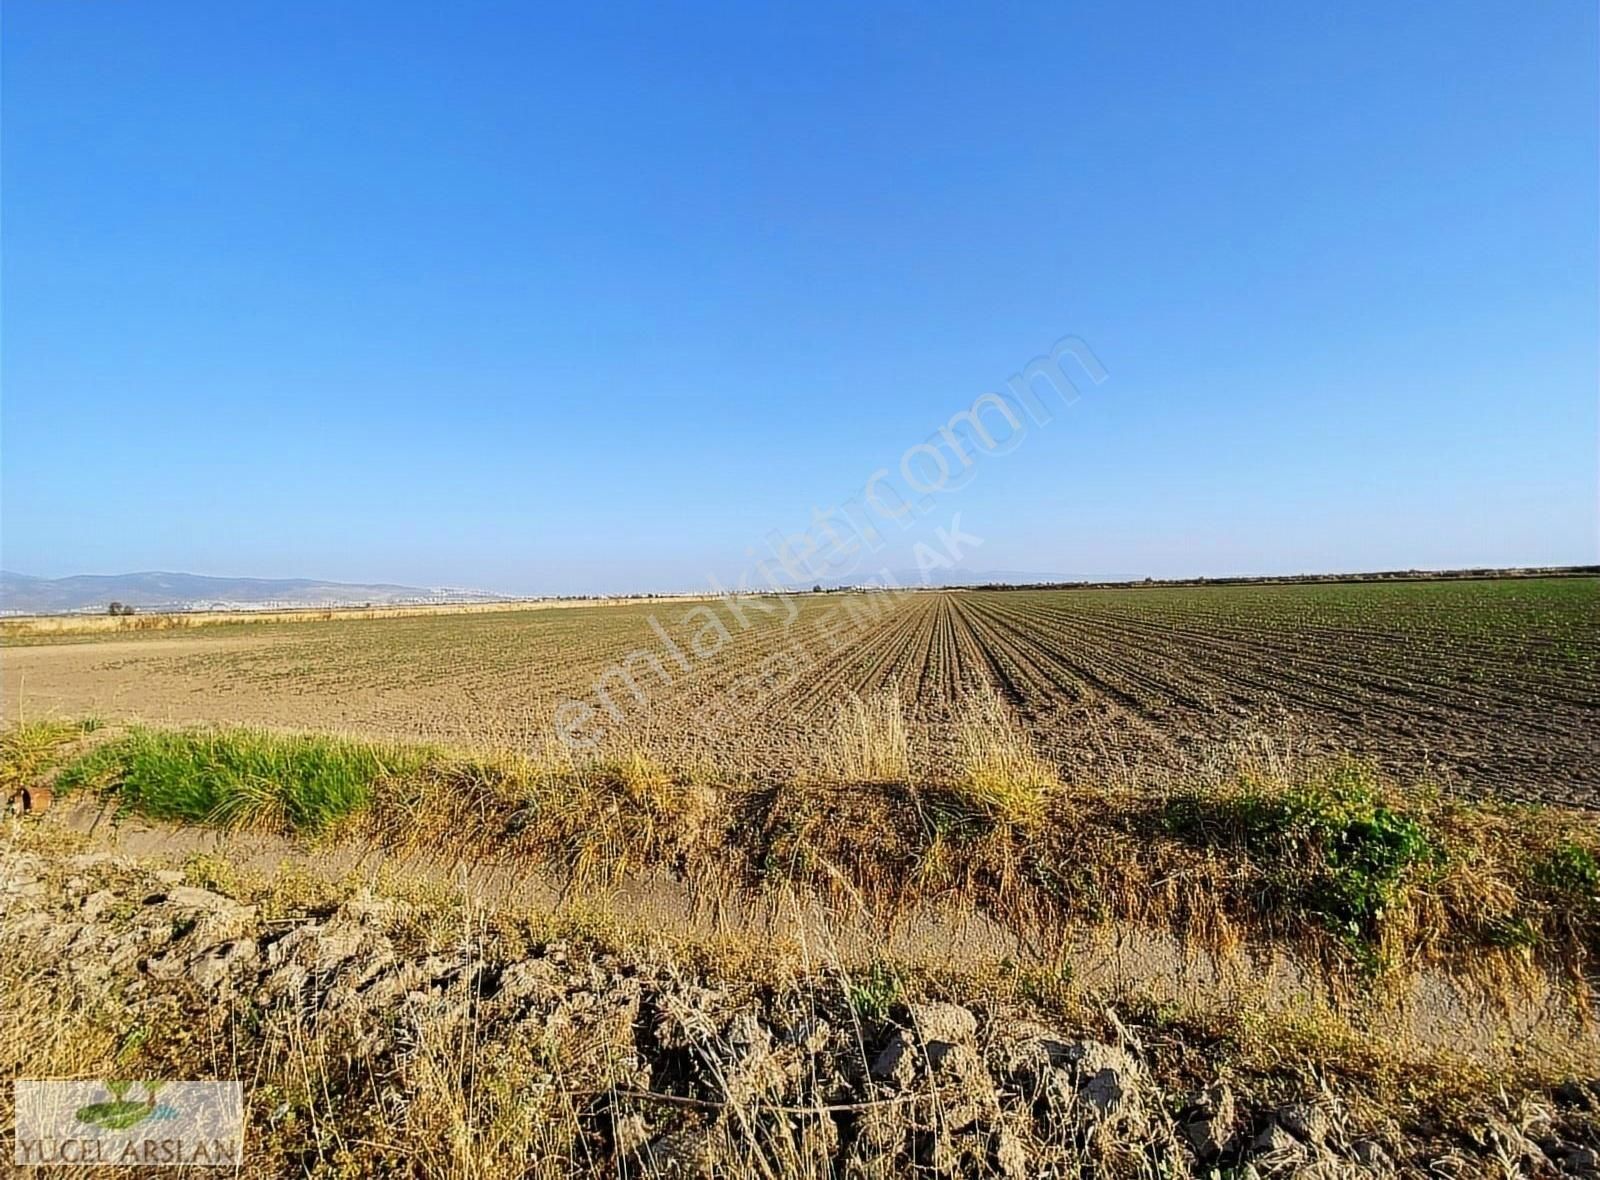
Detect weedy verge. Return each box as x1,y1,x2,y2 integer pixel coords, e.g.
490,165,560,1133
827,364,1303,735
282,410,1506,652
13,712,1599,998
3,829,1597,1180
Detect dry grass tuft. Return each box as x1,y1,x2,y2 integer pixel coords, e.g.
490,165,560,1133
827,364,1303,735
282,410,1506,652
0,717,101,799
817,690,910,784
556,751,717,887
950,691,1060,827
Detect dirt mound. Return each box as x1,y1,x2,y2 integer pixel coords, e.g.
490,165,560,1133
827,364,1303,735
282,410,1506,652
4,837,1599,1177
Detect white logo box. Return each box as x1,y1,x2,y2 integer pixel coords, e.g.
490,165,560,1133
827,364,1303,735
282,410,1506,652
14,1081,243,1167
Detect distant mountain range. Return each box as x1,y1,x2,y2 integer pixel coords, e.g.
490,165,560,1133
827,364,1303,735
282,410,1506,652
0,571,505,615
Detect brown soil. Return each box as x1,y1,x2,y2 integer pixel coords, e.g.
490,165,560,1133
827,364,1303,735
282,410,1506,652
4,582,1597,806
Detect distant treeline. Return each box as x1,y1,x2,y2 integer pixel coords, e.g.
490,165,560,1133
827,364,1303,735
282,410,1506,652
965,565,1600,592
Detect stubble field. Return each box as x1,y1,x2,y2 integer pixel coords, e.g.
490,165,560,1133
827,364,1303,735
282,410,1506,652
5,576,1597,807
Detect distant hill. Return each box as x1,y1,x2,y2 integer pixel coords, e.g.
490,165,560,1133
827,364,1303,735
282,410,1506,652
0,571,505,615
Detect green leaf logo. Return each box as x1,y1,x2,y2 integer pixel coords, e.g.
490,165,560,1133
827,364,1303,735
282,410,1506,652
75,1080,169,1130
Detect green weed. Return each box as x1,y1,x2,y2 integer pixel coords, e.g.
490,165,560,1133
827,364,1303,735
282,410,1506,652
846,960,901,1023
1535,842,1600,901
56,726,425,833
1196,764,1439,957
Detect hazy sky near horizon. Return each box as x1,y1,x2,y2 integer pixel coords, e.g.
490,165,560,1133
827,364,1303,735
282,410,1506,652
3,2,1595,595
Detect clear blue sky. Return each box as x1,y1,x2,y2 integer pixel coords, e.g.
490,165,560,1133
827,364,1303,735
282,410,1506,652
3,2,1595,594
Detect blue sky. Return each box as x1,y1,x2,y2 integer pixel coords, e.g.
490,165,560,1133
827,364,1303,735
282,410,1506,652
3,2,1595,594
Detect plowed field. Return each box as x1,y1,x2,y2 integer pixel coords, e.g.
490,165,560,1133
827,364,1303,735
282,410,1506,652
5,578,1597,805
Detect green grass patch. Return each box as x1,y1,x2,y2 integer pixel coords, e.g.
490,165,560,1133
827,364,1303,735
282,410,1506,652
845,959,902,1023
1166,763,1441,961
56,726,425,832
1535,841,1600,902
